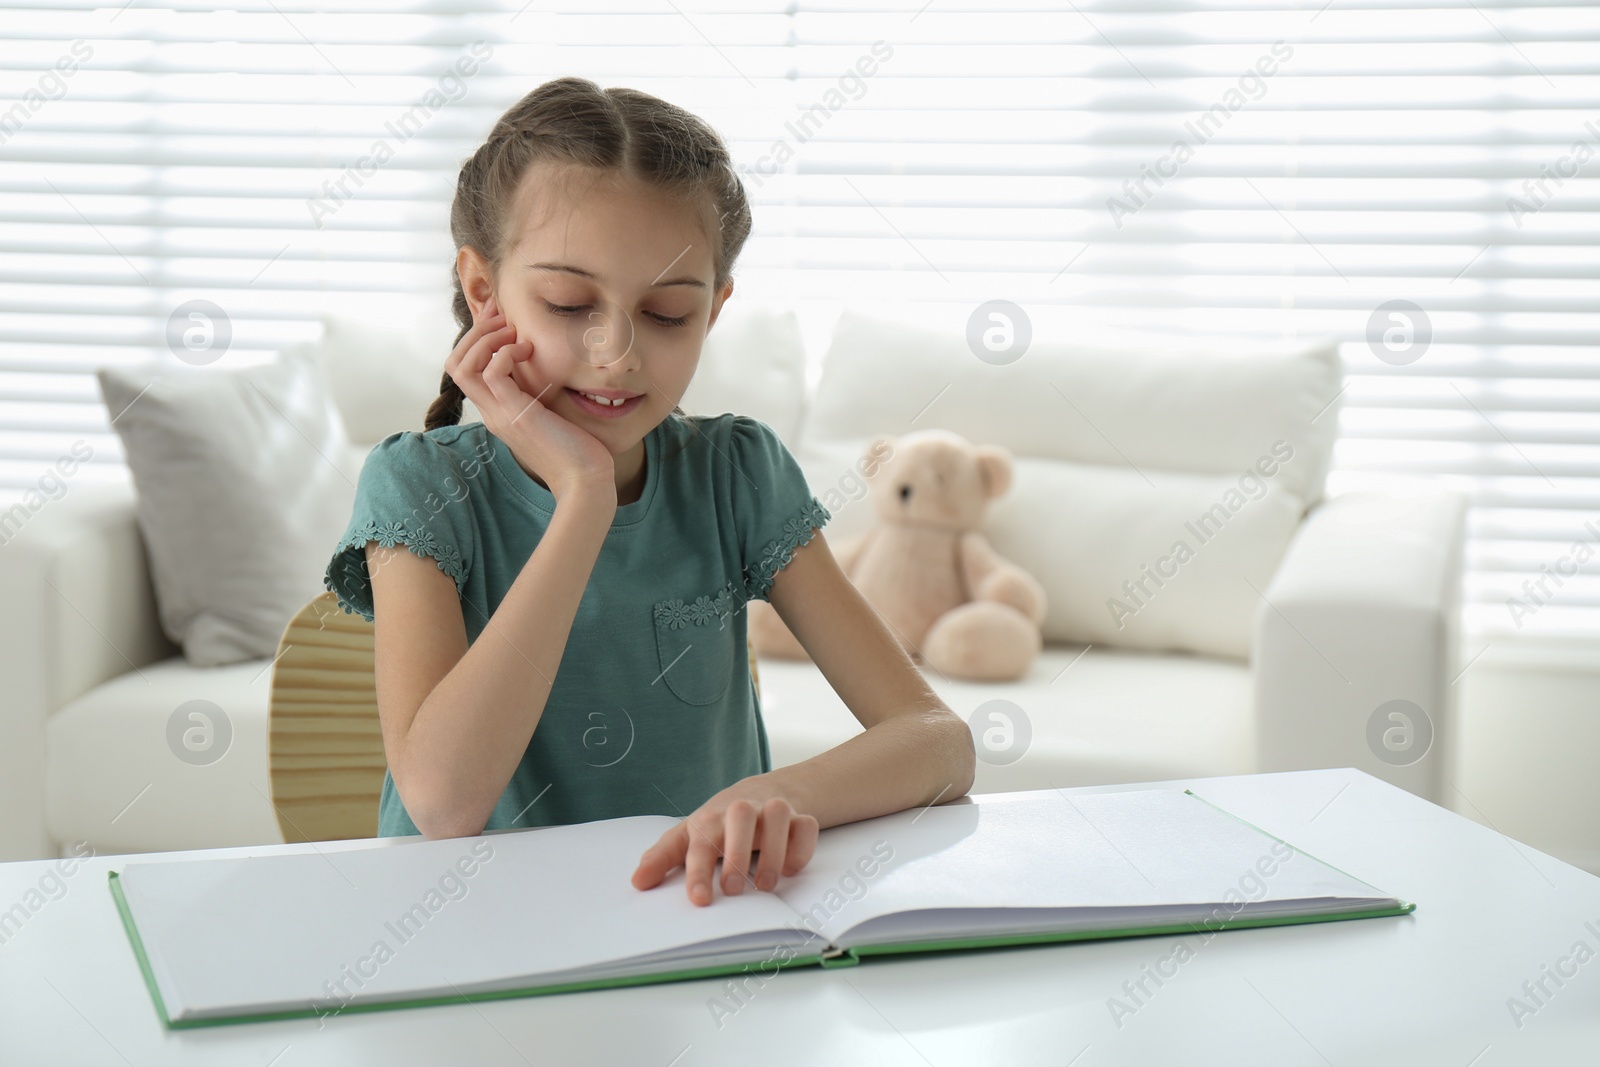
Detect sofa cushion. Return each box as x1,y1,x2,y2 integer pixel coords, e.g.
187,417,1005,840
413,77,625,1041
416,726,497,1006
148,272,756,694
795,308,1342,660
755,644,1254,793
45,655,281,854
45,642,1249,854
95,345,361,667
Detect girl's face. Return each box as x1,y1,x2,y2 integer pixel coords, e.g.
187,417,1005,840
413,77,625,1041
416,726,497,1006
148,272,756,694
461,167,732,454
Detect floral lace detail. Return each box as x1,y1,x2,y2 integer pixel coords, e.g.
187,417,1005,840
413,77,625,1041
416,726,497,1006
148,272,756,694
655,580,744,630
406,526,440,555
323,517,466,620
743,496,831,603
372,521,407,548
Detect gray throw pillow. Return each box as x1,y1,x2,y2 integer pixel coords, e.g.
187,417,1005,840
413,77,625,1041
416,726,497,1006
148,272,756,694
96,345,359,667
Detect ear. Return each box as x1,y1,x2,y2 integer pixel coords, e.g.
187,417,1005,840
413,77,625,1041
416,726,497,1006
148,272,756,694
457,246,496,321
862,436,894,480
973,445,1013,499
705,278,735,333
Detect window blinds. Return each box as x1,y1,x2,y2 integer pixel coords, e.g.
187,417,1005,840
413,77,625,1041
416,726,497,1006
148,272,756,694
2,1,1595,652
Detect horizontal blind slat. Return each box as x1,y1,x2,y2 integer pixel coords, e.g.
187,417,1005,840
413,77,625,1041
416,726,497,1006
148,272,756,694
4,2,1596,646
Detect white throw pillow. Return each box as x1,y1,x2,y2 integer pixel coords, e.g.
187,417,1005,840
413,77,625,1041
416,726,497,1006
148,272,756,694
312,308,461,445
96,346,359,667
987,460,1308,660
681,303,810,447
797,308,1342,660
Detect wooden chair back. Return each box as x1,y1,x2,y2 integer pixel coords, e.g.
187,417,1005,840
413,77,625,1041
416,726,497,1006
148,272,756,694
268,592,385,842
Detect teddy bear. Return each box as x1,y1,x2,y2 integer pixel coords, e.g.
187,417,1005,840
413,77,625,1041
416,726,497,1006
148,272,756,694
748,429,1047,682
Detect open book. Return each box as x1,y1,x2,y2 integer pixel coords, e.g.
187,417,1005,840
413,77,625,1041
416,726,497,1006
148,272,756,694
108,787,1414,1029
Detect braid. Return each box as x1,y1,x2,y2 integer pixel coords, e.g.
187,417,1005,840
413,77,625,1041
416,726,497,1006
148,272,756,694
425,272,478,431
424,370,467,432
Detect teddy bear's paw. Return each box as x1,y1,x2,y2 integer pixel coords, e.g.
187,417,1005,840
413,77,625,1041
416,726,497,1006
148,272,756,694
922,602,1043,682
977,569,1048,626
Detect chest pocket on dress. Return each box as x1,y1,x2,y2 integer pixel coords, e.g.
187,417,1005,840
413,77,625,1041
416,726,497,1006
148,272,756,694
652,582,741,707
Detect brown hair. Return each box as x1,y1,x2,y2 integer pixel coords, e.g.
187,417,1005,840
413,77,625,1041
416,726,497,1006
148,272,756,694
426,76,752,434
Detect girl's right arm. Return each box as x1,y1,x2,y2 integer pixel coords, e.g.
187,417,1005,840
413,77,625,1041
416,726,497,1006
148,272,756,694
368,486,615,839
368,293,620,838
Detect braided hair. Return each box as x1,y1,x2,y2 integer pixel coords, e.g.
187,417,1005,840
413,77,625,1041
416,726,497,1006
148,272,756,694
427,76,752,432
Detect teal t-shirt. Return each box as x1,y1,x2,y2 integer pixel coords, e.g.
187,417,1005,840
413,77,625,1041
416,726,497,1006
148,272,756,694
323,412,831,838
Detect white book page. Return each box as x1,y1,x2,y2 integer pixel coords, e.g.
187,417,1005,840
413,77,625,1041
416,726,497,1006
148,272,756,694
116,815,814,1021
772,789,1393,947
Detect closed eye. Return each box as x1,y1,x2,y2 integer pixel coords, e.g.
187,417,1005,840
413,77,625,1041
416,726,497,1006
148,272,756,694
541,301,689,327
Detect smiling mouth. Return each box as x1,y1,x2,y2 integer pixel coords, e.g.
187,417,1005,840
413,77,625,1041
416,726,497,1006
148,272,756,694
566,388,645,415
570,388,638,406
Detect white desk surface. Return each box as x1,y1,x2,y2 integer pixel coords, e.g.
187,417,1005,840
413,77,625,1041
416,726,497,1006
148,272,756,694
2,768,1596,1066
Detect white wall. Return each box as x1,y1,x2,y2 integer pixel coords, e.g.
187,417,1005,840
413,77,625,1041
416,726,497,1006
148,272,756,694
1452,655,1600,877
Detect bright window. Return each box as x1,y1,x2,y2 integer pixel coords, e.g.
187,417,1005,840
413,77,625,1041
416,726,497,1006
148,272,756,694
2,1,1595,652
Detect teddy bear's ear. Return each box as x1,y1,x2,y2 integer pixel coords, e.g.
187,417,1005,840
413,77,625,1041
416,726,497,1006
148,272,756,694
861,436,894,479
974,444,1013,499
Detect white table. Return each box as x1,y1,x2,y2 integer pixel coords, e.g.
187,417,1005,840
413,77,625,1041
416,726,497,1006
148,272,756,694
2,768,1597,1066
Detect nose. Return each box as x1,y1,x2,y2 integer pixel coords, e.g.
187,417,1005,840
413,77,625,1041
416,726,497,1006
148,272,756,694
899,484,912,505
572,301,641,370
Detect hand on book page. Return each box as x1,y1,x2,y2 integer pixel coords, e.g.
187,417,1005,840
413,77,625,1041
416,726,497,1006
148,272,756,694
630,782,820,907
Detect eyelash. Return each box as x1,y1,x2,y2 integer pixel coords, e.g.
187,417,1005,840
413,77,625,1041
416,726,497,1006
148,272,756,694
541,301,690,328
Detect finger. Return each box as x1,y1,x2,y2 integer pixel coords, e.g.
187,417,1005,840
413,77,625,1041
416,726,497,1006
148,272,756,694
450,324,518,407
469,323,518,374
783,814,820,877
447,320,514,385
720,800,759,897
451,302,507,359
682,818,722,907
631,823,688,890
447,335,501,415
752,798,793,892
470,291,501,328
481,343,534,417
633,822,689,889
484,342,540,414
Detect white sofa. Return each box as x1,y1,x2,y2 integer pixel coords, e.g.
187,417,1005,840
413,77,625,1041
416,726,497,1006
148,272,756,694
0,303,1468,861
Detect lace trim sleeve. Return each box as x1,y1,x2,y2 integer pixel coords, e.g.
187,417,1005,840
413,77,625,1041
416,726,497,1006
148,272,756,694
323,517,467,622
742,496,831,604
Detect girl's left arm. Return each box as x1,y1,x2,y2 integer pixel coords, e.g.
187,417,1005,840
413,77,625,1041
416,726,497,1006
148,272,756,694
632,528,977,906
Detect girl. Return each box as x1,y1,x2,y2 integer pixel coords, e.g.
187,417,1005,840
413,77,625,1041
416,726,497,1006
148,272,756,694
324,76,975,908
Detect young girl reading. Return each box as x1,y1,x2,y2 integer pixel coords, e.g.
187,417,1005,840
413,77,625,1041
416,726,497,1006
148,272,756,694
323,77,975,908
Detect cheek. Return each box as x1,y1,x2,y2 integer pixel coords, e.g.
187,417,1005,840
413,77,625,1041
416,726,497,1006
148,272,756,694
506,345,559,401
660,341,701,386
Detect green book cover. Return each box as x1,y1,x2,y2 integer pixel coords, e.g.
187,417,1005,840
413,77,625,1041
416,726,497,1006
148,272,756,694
106,788,1415,1030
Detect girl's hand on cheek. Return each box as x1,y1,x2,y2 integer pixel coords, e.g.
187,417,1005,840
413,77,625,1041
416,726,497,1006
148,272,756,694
629,785,820,907
446,293,617,503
